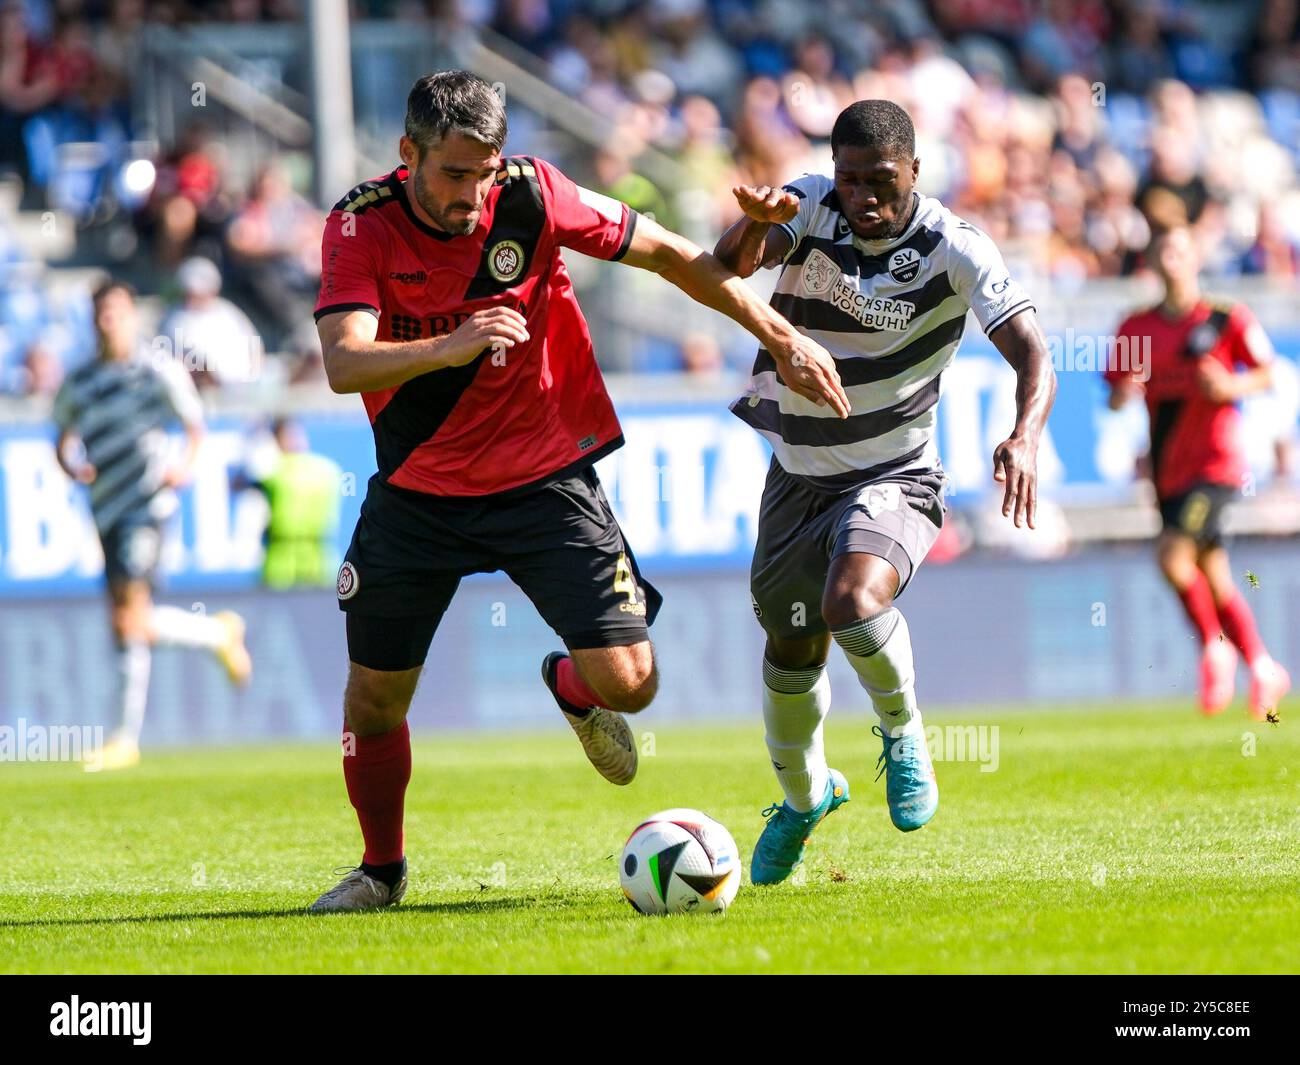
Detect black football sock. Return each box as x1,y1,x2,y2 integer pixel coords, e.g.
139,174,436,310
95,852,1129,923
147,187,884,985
361,858,406,891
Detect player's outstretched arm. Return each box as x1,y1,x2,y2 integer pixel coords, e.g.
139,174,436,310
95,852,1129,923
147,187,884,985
620,214,850,417
318,306,530,394
54,428,95,484
989,310,1057,529
713,185,797,278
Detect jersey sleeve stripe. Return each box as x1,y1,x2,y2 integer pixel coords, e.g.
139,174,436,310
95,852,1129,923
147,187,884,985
314,302,381,323
984,300,1033,336
609,208,639,262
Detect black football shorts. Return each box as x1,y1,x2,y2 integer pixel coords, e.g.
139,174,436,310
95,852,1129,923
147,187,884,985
100,516,165,588
750,458,946,640
339,468,662,670
1158,481,1236,548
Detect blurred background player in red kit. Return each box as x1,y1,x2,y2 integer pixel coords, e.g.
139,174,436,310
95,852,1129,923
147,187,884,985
1107,224,1290,719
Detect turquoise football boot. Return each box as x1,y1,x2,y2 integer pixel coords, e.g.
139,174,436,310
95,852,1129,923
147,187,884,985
750,769,850,885
874,724,938,831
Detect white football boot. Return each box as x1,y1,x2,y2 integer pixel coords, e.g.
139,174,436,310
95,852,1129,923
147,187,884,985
308,862,407,914
541,652,638,785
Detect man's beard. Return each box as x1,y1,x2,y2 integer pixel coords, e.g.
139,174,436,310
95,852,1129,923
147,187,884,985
879,193,917,239
414,168,477,235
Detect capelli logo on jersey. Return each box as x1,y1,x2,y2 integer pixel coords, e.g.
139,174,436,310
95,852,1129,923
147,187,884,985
888,248,921,284
388,270,427,284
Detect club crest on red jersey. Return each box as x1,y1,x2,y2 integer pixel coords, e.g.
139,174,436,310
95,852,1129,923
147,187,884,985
488,240,526,282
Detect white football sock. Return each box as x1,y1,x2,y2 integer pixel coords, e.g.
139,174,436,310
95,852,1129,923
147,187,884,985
762,657,831,813
831,608,923,738
150,605,226,651
114,639,151,745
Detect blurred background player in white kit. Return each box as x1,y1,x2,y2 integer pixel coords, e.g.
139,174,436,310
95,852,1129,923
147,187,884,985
52,279,252,770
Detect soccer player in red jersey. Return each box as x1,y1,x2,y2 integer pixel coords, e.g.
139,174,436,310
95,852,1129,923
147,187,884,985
307,71,850,912
1107,225,1290,719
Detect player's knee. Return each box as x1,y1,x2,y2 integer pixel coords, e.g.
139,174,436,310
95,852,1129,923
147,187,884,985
111,607,145,644
764,633,829,671
821,585,893,629
1158,552,1196,588
602,656,658,714
344,694,409,736
610,673,657,714
343,673,413,736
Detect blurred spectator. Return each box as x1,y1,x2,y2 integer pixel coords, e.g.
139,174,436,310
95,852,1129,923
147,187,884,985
136,124,233,268
223,160,322,351
1241,201,1300,276
679,331,723,377
1050,74,1105,172
0,3,60,189
647,0,743,112
0,0,1295,392
593,141,674,233
781,35,852,144
156,255,260,389
1020,0,1107,91
1107,2,1175,95
238,416,342,589
670,94,738,242
7,336,62,396
1248,0,1300,92
1136,125,1213,228
732,76,813,191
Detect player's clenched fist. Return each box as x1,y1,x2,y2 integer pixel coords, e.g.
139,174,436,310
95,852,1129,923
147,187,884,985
733,184,800,225
436,307,531,367
771,333,851,418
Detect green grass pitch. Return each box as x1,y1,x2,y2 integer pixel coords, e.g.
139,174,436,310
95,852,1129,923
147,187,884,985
2,701,1297,974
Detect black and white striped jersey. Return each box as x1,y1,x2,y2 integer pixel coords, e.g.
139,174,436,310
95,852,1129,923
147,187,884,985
51,351,204,533
731,175,1034,492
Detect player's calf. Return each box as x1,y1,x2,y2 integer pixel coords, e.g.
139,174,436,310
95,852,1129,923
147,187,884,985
542,651,641,785
830,606,939,831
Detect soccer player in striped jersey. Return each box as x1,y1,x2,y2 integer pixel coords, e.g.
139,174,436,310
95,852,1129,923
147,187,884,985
52,280,252,771
307,71,847,913
715,100,1056,884
1106,225,1290,719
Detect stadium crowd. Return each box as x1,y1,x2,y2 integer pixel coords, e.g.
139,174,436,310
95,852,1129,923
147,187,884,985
0,0,1298,393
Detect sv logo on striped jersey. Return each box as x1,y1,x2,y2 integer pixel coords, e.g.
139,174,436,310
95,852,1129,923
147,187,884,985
800,249,917,332
888,248,921,283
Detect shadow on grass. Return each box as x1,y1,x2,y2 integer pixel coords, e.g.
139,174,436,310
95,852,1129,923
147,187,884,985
0,895,558,930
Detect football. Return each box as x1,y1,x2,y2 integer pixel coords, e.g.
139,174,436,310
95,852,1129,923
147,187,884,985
619,808,741,915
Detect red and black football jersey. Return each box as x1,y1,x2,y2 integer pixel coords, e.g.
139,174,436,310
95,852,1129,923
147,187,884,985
1107,299,1274,499
314,156,638,496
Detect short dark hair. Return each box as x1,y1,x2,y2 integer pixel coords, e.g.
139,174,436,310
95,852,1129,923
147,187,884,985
405,70,507,157
831,100,915,159
92,277,136,307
